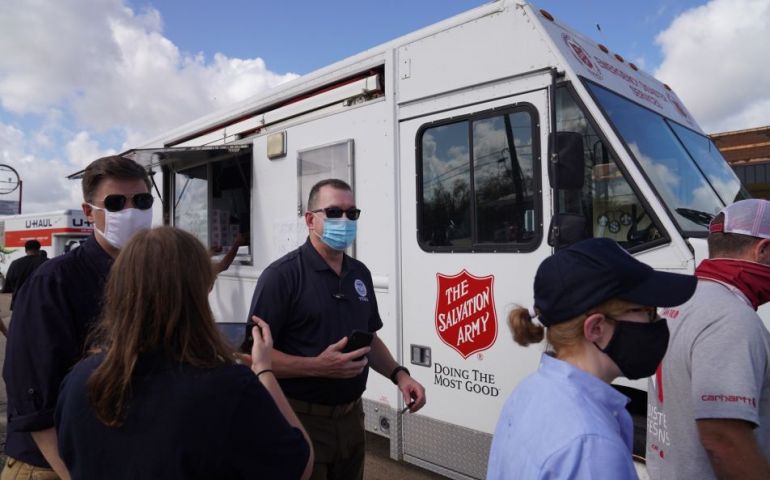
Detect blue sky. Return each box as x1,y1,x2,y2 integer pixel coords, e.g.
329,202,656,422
1,0,769,212
128,0,701,74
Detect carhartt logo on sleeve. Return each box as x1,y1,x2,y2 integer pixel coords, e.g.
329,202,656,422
701,394,757,408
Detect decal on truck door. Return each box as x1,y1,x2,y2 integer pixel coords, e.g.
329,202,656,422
435,270,498,359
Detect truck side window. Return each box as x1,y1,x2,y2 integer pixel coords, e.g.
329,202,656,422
298,140,354,214
418,106,540,251
555,87,661,249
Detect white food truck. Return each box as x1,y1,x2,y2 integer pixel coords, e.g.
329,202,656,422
0,210,93,289
74,1,758,477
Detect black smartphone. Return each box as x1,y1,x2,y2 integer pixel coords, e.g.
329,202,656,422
342,330,373,353
239,318,264,353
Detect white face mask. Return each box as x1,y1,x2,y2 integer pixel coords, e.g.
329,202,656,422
89,205,153,249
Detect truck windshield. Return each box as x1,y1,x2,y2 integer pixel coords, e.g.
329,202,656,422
586,82,749,234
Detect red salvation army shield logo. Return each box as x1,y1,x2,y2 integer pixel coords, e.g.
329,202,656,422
435,270,498,359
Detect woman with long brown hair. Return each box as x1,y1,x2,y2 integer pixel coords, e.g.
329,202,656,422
55,226,313,479
487,238,696,479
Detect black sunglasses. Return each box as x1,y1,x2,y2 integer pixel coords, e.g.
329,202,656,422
311,207,361,220
102,193,154,212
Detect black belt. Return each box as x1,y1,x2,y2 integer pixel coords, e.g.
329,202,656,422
288,398,361,418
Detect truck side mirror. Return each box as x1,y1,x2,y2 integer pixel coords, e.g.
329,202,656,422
548,132,585,190
547,213,589,249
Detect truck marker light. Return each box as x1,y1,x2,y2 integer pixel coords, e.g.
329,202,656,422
539,9,554,22
629,63,639,71
598,44,609,54
614,53,625,63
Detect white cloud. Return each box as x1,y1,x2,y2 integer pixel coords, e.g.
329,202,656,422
654,0,770,133
66,132,116,169
0,121,82,212
0,0,297,213
0,123,25,166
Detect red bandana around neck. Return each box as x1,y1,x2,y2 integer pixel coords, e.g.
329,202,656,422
695,259,770,310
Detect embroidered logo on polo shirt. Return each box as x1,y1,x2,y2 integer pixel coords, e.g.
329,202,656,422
354,279,368,299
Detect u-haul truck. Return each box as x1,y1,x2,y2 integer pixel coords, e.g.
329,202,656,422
0,210,93,288
85,1,757,478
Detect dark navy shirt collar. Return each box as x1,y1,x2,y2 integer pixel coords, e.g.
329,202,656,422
300,237,350,275
81,235,114,274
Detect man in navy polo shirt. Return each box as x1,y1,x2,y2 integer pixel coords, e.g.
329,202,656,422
2,155,153,480
2,240,47,311
244,178,426,480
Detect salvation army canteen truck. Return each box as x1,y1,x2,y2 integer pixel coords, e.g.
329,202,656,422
0,210,93,290
74,1,754,477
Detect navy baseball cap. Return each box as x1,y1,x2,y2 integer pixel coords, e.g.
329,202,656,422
534,238,697,326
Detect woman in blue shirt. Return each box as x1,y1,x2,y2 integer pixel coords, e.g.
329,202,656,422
55,227,313,480
487,238,696,479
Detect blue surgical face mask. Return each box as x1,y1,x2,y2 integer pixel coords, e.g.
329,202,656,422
314,216,357,251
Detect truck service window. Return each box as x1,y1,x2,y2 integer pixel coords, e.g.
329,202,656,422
554,86,663,249
418,106,539,252
172,154,252,262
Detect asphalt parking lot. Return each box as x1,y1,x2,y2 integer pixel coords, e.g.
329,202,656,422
0,293,443,478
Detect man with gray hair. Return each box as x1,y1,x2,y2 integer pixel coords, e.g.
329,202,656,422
647,199,770,479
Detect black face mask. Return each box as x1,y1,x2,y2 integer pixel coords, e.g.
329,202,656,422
596,319,669,380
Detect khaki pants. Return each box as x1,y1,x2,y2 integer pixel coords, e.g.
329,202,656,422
0,458,59,480
290,399,366,480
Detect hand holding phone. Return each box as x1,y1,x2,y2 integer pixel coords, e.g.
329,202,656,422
342,330,374,354
249,316,273,372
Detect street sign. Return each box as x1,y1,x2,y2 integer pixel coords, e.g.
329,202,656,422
0,200,20,215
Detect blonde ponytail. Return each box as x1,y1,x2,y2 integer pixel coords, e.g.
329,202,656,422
508,307,545,346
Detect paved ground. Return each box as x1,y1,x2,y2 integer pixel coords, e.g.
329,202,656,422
0,293,443,478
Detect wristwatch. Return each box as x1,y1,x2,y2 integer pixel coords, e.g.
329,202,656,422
389,366,410,385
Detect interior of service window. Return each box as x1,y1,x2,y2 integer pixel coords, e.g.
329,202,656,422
165,150,252,265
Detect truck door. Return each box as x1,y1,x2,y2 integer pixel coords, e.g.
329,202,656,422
398,89,552,479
